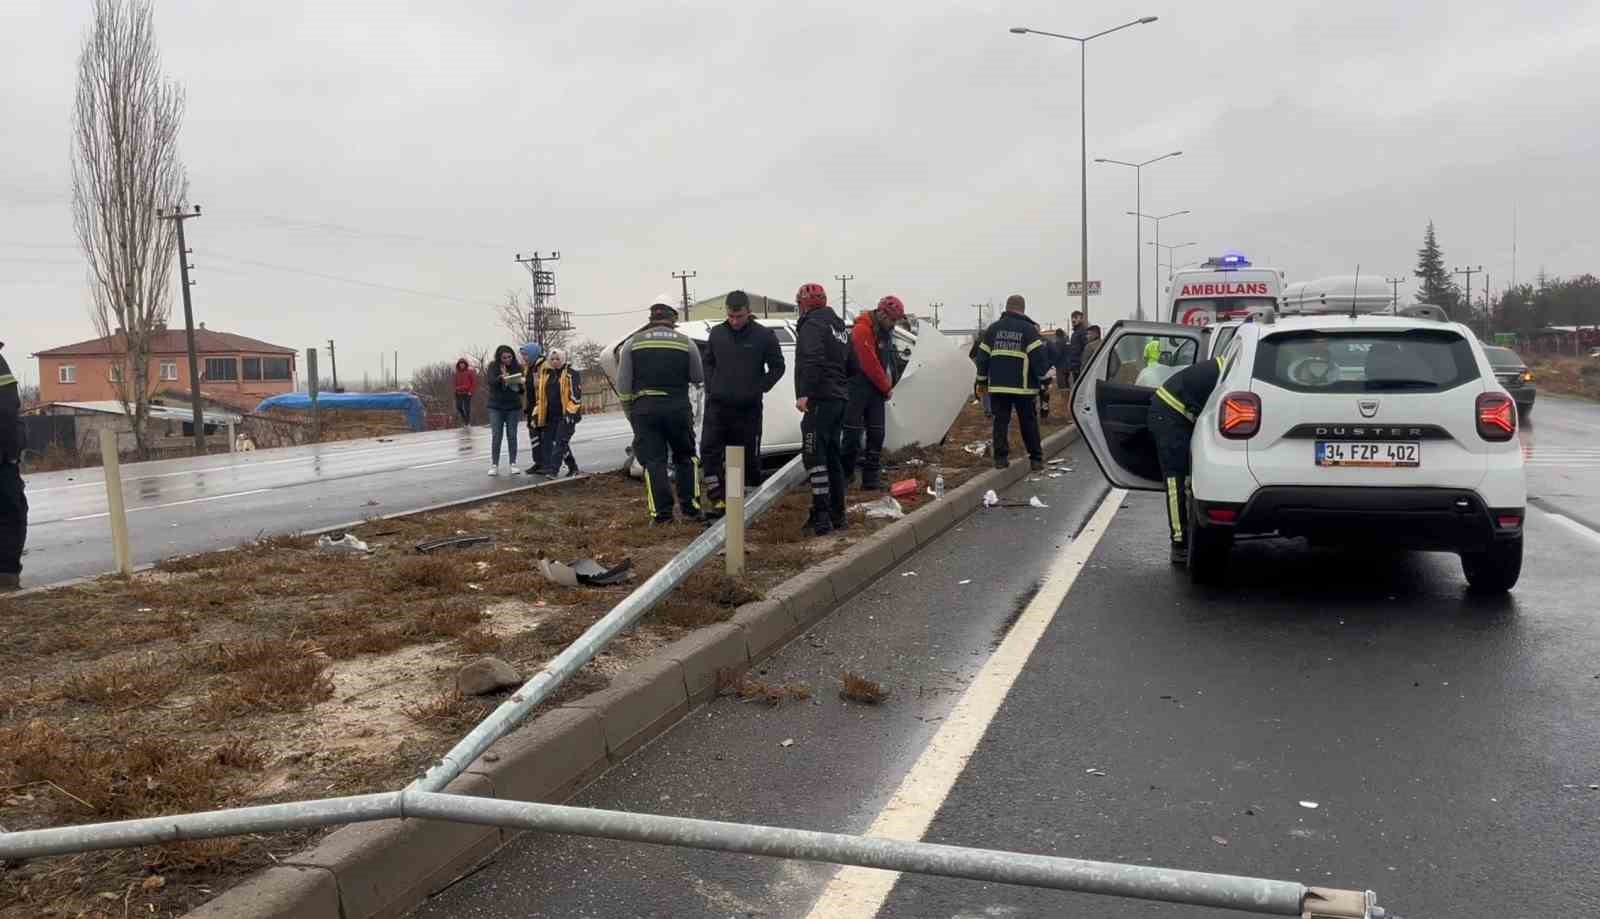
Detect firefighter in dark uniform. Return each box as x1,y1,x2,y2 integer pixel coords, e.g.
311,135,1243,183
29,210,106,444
793,281,850,536
616,296,705,524
1148,354,1228,563
701,290,785,519
840,294,905,490
973,294,1047,472
0,342,25,591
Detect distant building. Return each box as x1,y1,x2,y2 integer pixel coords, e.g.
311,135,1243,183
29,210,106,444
686,292,799,323
35,324,297,405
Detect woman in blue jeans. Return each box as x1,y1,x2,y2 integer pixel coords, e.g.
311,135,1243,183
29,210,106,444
484,345,525,476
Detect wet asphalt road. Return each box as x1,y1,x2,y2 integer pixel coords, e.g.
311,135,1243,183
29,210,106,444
409,399,1600,918
17,416,633,588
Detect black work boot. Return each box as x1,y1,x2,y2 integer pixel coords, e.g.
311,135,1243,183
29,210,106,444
1030,459,1045,473
805,508,834,537
993,456,1008,470
0,573,19,592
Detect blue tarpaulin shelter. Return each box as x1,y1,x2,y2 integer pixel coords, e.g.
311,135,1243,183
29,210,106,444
254,392,426,432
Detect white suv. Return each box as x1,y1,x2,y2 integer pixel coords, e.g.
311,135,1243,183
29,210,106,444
1071,312,1527,592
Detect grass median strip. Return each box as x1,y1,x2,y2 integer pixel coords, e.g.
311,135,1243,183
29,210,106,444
0,402,1061,918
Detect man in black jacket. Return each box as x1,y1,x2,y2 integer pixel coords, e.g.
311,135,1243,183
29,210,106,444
702,290,785,519
793,281,850,536
0,342,25,590
973,294,1047,472
1065,310,1088,388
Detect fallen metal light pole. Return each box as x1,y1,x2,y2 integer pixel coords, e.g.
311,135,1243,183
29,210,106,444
0,791,1386,917
410,454,808,793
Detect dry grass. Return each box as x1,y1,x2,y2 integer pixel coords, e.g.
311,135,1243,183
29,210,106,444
716,668,813,707
1528,355,1600,400
1,402,1006,917
57,654,186,710
839,672,890,705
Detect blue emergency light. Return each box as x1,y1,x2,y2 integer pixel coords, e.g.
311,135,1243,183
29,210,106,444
1219,251,1251,268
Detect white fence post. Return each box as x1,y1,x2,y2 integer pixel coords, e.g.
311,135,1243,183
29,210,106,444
726,446,746,576
99,434,132,576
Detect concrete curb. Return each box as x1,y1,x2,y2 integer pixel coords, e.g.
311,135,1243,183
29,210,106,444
187,426,1080,918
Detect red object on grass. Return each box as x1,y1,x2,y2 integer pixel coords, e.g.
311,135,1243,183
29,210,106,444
889,479,919,498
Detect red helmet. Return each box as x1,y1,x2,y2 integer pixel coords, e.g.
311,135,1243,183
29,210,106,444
876,295,905,322
796,282,828,310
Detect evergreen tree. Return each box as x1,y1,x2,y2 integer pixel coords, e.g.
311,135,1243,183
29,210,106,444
1413,220,1461,316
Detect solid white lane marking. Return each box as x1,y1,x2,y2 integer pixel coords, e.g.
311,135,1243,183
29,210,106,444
410,459,464,470
65,489,274,521
802,487,1128,919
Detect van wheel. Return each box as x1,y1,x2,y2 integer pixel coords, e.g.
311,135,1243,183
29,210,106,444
1187,523,1233,586
1462,537,1522,593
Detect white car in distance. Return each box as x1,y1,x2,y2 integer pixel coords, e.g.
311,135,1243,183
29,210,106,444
1072,308,1527,592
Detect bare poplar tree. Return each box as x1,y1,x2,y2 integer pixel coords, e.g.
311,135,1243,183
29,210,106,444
71,0,188,457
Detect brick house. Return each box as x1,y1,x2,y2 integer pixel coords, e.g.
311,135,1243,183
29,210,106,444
35,325,297,404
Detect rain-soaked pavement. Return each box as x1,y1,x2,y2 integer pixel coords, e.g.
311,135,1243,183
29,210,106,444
409,397,1600,919
18,415,634,588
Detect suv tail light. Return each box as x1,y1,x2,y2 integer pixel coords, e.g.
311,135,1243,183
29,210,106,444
1476,392,1516,441
1219,391,1261,439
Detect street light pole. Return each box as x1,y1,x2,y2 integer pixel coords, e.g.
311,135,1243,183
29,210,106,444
1095,152,1181,321
1012,16,1159,326
1148,241,1197,283
1130,210,1190,318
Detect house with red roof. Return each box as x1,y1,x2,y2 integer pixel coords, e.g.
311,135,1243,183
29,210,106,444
35,324,297,405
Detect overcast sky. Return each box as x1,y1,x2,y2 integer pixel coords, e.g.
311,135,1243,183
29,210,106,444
5,0,1599,387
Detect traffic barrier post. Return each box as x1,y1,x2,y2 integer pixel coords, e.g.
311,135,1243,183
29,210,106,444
98,433,132,576
726,445,746,576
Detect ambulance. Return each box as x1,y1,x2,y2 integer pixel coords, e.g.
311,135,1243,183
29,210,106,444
1165,252,1285,327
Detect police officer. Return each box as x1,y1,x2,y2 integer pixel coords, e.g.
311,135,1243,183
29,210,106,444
1148,353,1228,563
841,294,904,490
701,290,785,519
793,281,850,536
973,294,1047,472
0,341,25,591
616,295,705,524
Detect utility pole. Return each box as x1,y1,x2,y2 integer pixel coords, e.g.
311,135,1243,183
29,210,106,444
327,339,339,392
672,270,697,313
1483,272,1492,338
1384,276,1405,313
835,274,854,320
514,251,567,347
930,301,943,328
1453,265,1481,324
157,204,205,454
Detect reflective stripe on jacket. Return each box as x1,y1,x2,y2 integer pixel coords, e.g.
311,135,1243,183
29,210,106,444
973,311,1046,396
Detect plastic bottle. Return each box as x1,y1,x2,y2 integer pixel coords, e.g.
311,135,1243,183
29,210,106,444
933,474,945,499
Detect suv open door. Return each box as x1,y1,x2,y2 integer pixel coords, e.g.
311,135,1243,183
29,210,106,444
1071,321,1207,490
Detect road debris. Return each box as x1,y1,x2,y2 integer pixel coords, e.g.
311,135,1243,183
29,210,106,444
983,489,1000,507
316,533,370,554
1299,800,1320,809
963,441,990,457
1029,496,1048,508
457,657,520,696
958,579,972,585
780,738,795,748
889,479,920,499
538,556,634,588
414,534,493,553
840,672,890,705
851,496,905,519
717,669,813,707
1211,835,1230,847
1084,768,1107,777
900,570,917,577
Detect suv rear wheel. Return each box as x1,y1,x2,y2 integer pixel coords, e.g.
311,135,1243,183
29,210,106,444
1187,499,1234,585
1462,536,1522,593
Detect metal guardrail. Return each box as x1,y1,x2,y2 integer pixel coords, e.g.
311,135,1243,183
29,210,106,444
410,454,807,792
0,450,1393,917
0,790,1388,917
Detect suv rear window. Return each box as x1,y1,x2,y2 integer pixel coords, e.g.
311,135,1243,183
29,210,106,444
1254,329,1480,393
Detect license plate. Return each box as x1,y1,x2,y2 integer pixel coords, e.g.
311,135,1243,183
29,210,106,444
1316,441,1420,468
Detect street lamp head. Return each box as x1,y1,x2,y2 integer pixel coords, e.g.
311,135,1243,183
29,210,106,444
1094,157,1109,163
1170,150,1183,157
1138,16,1159,24
1009,26,1029,34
